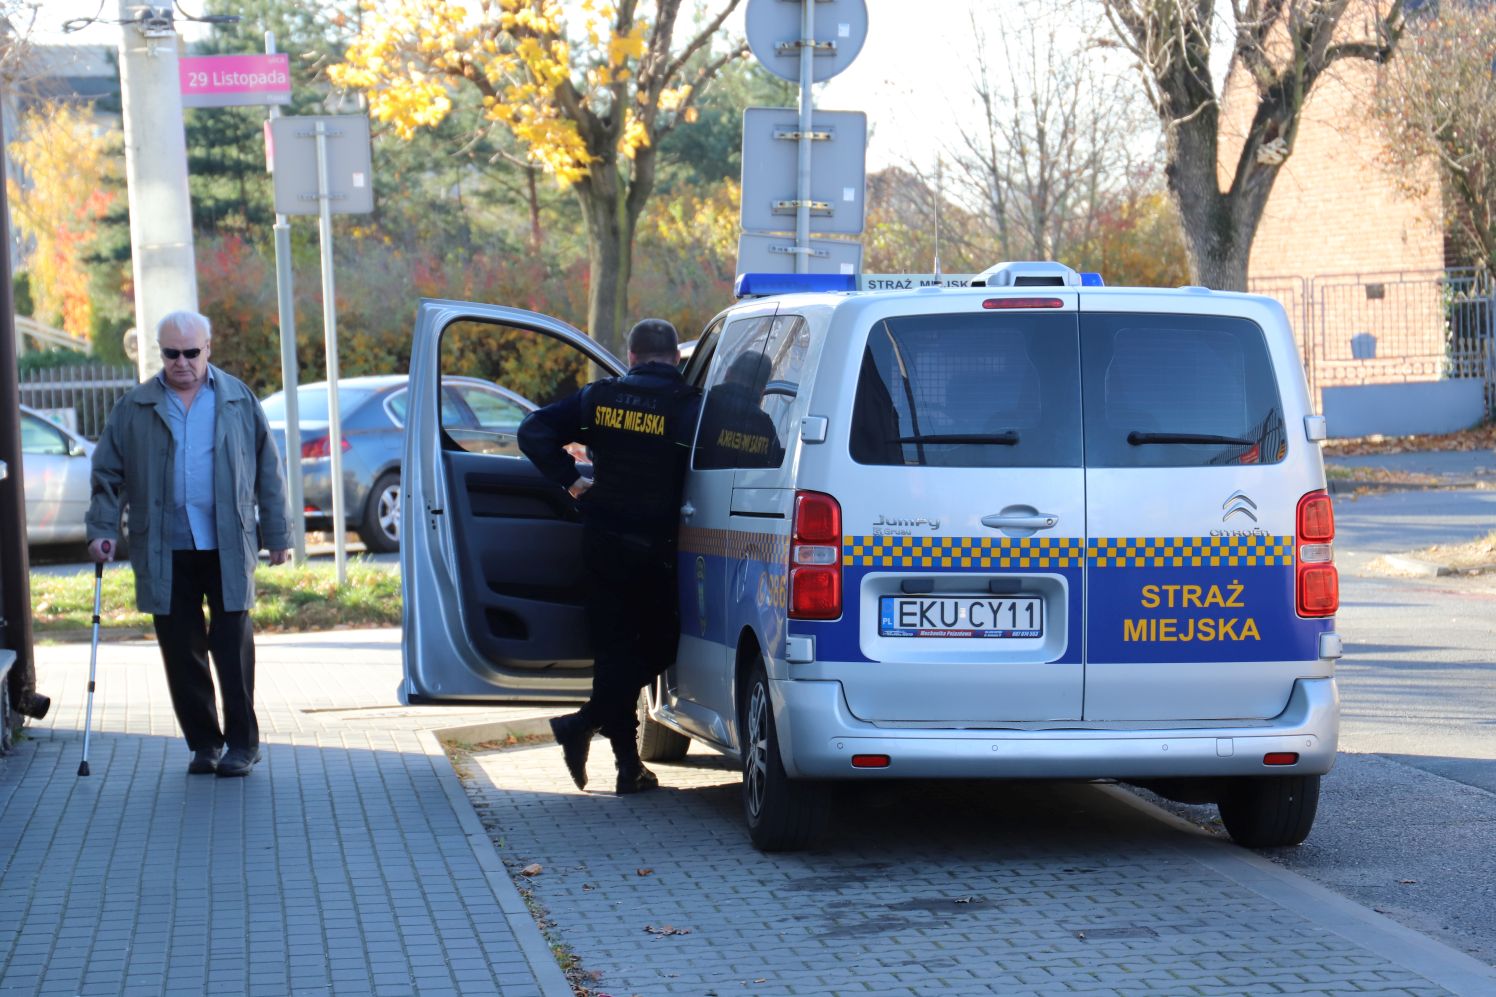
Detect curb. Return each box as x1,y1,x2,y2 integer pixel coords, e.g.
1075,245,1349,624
33,627,153,644
1327,478,1478,495
1379,554,1454,577
1105,786,1496,995
419,721,574,997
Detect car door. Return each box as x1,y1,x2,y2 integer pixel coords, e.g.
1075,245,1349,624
20,411,89,543
400,300,626,703
667,306,783,744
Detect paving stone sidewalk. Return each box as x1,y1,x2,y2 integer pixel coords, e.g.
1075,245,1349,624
465,742,1496,997
0,629,570,997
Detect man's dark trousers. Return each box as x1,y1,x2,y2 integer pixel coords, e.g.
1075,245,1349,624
153,549,258,754
578,528,679,740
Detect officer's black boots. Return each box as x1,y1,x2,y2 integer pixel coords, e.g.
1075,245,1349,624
550,713,596,790
610,733,659,795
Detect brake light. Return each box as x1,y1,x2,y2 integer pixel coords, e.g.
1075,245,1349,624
301,436,351,460
1296,490,1338,617
790,491,842,619
982,297,1065,309
1263,752,1299,766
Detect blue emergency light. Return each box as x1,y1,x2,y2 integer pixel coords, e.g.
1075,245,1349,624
734,273,858,298
1080,272,1105,286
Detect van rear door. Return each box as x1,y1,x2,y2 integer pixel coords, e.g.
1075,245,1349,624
809,297,1087,723
1080,304,1328,721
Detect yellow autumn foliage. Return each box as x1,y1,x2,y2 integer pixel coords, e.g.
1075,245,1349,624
6,102,117,339
330,0,662,185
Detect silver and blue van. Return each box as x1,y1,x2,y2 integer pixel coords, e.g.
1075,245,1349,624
399,260,1342,851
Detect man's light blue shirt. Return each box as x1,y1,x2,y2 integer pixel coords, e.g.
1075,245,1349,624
160,371,218,550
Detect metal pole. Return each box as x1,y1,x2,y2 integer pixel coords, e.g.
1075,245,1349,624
794,0,815,274
0,95,49,723
117,0,199,381
266,32,305,564
315,120,348,585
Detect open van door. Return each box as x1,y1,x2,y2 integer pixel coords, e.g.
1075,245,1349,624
400,299,626,703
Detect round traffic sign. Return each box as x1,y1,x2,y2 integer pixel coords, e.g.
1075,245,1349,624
745,0,868,84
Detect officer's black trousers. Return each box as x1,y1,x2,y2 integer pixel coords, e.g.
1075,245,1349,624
578,528,679,741
153,549,259,754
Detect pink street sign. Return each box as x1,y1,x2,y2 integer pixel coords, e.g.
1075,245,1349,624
180,54,291,109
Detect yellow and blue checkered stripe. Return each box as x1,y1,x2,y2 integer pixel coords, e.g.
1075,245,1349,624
840,534,1294,569
1088,535,1294,568
843,536,1084,569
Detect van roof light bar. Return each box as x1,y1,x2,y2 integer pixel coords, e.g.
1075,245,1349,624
734,273,858,298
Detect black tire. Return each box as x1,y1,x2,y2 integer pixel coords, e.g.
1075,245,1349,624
1217,774,1321,848
113,506,130,561
637,682,690,762
740,657,830,851
358,471,401,553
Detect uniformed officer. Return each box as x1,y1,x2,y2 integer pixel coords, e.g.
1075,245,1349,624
518,319,701,794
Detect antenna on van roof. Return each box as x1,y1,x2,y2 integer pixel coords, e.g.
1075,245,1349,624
932,157,944,282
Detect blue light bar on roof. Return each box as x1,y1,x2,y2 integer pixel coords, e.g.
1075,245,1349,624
1080,272,1105,286
734,272,858,298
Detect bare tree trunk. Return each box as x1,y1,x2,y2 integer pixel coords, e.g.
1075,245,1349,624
576,171,638,359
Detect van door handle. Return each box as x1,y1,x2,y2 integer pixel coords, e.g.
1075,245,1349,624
981,513,1059,530
681,501,696,522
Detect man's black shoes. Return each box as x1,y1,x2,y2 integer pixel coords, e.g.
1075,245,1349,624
187,746,223,775
216,747,261,778
550,713,596,790
615,762,659,795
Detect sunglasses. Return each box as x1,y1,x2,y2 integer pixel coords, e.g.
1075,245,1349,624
161,347,203,360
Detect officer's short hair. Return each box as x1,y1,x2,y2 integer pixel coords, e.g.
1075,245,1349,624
628,319,678,361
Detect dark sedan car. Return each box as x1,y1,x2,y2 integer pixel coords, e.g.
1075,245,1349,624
261,375,535,552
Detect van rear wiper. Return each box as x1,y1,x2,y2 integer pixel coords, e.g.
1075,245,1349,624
1127,431,1254,446
893,432,1019,445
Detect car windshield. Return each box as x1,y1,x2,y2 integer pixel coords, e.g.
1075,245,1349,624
261,386,378,423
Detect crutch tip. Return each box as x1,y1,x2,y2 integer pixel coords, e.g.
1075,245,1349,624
77,761,90,777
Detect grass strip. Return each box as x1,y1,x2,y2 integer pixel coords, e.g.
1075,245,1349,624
30,560,402,634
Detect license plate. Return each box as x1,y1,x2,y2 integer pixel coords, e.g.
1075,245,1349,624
879,595,1044,638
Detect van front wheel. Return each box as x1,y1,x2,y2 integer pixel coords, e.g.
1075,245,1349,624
741,659,829,852
1217,774,1320,848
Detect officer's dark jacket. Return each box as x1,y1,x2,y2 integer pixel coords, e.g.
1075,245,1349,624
518,361,701,539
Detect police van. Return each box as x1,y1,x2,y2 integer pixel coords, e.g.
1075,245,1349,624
399,260,1342,852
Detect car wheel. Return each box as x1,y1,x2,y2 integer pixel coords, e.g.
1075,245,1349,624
358,471,401,553
637,680,689,763
113,507,130,561
1217,774,1321,848
740,656,829,852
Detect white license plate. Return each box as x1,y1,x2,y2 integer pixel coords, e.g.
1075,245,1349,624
879,595,1044,638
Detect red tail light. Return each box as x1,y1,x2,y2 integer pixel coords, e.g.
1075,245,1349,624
790,491,842,620
1296,490,1338,617
301,436,351,460
982,297,1065,309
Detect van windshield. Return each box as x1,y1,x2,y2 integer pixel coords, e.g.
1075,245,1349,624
849,312,1082,468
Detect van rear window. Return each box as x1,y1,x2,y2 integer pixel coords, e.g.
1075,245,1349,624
1080,314,1286,467
850,313,1082,468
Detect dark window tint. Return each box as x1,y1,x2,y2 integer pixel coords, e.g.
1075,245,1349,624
850,312,1082,467
1080,314,1286,467
694,317,787,470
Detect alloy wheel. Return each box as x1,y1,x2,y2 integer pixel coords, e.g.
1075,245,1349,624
745,680,769,820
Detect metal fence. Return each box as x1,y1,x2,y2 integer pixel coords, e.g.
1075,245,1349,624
17,365,138,441
1251,269,1496,416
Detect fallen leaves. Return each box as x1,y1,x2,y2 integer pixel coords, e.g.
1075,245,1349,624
520,863,543,876
643,924,691,936
636,868,654,877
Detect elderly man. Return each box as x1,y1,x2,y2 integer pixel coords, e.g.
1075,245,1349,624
86,311,291,777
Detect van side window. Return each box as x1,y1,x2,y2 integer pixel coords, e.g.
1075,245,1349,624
850,312,1082,468
1081,314,1286,467
694,316,786,470
755,315,810,457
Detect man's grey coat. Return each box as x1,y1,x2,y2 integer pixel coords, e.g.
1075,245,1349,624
86,365,293,614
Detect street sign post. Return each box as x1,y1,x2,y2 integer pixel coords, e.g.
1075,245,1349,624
740,108,866,235
180,54,291,108
740,0,869,275
745,0,868,83
268,115,374,584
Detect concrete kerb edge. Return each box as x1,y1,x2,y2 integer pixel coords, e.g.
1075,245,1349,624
1103,784,1496,995
416,722,572,997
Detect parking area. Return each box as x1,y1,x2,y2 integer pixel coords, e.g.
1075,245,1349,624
463,743,1490,997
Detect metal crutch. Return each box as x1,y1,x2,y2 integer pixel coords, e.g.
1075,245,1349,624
78,540,109,777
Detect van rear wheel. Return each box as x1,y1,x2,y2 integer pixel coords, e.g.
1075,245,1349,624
741,658,829,852
637,681,689,762
1217,774,1320,848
